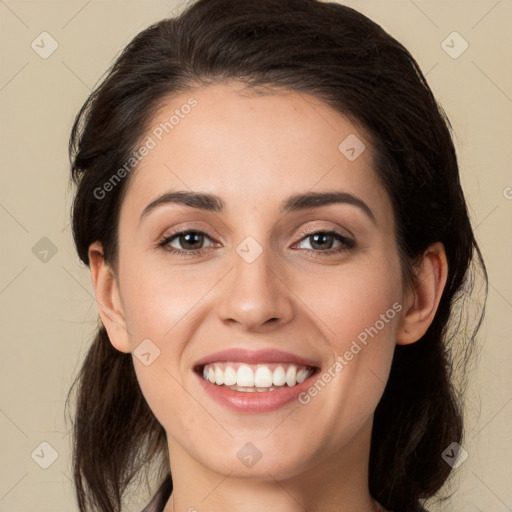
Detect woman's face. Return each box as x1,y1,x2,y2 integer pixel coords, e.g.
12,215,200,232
107,82,411,481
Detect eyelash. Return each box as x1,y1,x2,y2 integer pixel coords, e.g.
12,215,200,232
157,227,355,258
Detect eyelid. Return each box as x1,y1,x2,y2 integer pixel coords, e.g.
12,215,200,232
292,224,354,245
157,221,221,243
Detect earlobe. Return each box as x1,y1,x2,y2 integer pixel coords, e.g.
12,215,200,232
396,242,448,346
88,241,131,353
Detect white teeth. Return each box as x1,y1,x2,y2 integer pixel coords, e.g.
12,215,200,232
254,366,273,387
272,366,286,386
223,365,237,386
237,365,254,387
227,385,279,393
296,368,309,384
214,367,224,385
201,362,314,389
285,365,297,387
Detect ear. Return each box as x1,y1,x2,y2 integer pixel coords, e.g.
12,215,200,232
396,242,448,345
88,241,131,353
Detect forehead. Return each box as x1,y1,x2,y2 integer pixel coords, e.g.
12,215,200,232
119,82,393,226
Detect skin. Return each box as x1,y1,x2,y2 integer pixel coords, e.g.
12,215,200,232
89,82,448,512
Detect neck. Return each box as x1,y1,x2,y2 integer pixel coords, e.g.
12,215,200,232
164,417,380,512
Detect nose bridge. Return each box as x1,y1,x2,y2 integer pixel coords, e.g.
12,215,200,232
216,234,294,330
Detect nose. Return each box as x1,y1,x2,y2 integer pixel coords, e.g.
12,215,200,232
216,243,295,332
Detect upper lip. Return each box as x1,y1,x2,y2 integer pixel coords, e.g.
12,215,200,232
193,348,319,370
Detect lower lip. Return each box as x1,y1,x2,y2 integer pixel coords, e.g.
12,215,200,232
195,370,318,413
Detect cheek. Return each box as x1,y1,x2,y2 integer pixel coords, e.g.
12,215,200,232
296,255,402,353
117,260,219,418
119,257,215,345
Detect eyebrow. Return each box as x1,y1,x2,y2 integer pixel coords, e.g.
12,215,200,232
140,190,376,224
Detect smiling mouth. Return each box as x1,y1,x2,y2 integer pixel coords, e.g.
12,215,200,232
196,362,317,392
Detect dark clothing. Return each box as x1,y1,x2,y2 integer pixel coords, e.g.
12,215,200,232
140,475,429,511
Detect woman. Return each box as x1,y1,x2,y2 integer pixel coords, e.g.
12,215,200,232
65,0,487,511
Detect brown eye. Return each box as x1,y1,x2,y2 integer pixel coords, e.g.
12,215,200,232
295,230,354,253
175,232,206,250
158,230,216,254
307,232,336,250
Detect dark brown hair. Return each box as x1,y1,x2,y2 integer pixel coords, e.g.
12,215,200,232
65,1,487,511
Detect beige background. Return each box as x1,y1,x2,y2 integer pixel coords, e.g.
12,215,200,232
0,1,511,511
